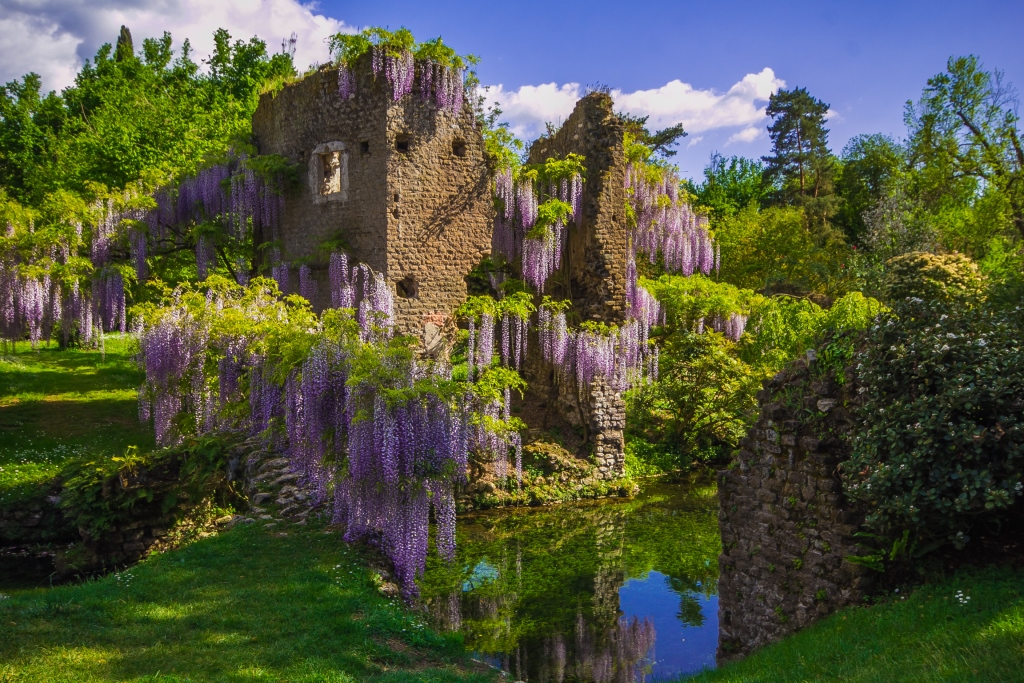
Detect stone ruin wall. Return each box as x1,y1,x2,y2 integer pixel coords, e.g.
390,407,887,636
518,93,630,477
251,55,493,341
253,69,629,478
716,355,872,661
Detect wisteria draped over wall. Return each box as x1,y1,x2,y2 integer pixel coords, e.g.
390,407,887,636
491,168,583,292
337,46,465,115
461,304,530,483
137,264,522,597
537,306,658,395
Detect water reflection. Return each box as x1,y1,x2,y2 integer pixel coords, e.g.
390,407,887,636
421,482,720,682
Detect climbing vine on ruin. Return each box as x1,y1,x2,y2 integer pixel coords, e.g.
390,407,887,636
330,27,478,113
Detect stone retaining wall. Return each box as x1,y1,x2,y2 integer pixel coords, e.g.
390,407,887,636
717,353,872,660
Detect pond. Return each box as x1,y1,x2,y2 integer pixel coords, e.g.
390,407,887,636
419,480,721,682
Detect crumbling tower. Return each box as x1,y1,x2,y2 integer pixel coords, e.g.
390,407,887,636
250,55,493,346
520,93,630,477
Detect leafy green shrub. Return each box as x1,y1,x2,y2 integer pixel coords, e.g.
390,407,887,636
630,275,883,470
843,299,1024,552
883,251,985,303
627,331,761,466
60,435,241,537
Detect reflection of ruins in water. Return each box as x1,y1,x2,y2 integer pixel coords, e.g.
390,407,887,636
422,483,721,682
432,589,656,683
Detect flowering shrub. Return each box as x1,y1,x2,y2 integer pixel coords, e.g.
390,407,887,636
843,298,1024,551
883,251,985,304
136,274,526,596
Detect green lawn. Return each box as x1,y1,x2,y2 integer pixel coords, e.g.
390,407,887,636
0,337,154,506
0,520,495,683
686,566,1024,683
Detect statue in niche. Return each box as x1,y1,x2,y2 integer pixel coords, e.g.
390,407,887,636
320,151,342,195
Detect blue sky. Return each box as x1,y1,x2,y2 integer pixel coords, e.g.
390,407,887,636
327,0,1024,178
2,0,1021,181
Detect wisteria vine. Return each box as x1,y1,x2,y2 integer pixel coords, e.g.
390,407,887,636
333,28,471,115
137,266,525,597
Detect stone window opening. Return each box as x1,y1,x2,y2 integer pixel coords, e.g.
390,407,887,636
452,139,466,157
308,141,348,203
360,140,370,155
396,276,418,298
319,151,342,195
395,134,411,153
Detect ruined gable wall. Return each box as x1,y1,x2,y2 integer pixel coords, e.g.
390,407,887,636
252,59,389,312
527,93,628,325
717,357,871,661
251,57,492,339
384,80,493,338
522,94,628,477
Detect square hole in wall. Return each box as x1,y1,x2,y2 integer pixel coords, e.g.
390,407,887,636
395,134,410,153
396,276,418,298
452,139,466,157
360,140,370,155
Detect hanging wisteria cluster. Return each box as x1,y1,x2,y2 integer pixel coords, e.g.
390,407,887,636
459,293,534,484
711,312,748,342
336,47,466,114
143,153,285,284
537,307,658,394
138,265,523,597
491,164,584,292
625,164,719,277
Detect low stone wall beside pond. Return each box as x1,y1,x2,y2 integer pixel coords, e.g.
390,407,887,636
716,353,872,661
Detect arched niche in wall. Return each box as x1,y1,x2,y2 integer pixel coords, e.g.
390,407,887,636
309,141,349,204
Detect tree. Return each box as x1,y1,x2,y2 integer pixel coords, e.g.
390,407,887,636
906,55,1024,241
835,134,907,245
690,152,771,220
762,87,837,220
0,27,296,205
620,113,687,158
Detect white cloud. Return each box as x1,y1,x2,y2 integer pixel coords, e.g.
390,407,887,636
726,126,764,145
482,82,583,139
485,67,784,144
0,0,351,92
687,136,704,147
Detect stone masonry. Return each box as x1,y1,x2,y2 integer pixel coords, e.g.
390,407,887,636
253,67,629,478
716,353,872,660
251,54,493,341
519,93,629,477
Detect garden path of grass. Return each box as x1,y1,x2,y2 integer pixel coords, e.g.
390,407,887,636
684,565,1024,683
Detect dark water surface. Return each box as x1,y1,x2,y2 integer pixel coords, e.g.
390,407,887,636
0,546,57,591
420,481,721,682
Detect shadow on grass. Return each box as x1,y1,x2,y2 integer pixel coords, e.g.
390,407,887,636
0,523,496,683
0,347,143,400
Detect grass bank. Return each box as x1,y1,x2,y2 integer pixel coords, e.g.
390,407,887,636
0,337,153,507
0,340,494,681
685,566,1024,683
0,520,496,682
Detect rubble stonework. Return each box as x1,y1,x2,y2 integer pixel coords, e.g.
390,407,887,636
251,55,493,339
717,355,872,661
520,93,630,477
526,92,629,324
254,69,632,478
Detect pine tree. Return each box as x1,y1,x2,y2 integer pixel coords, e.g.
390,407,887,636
761,87,836,217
